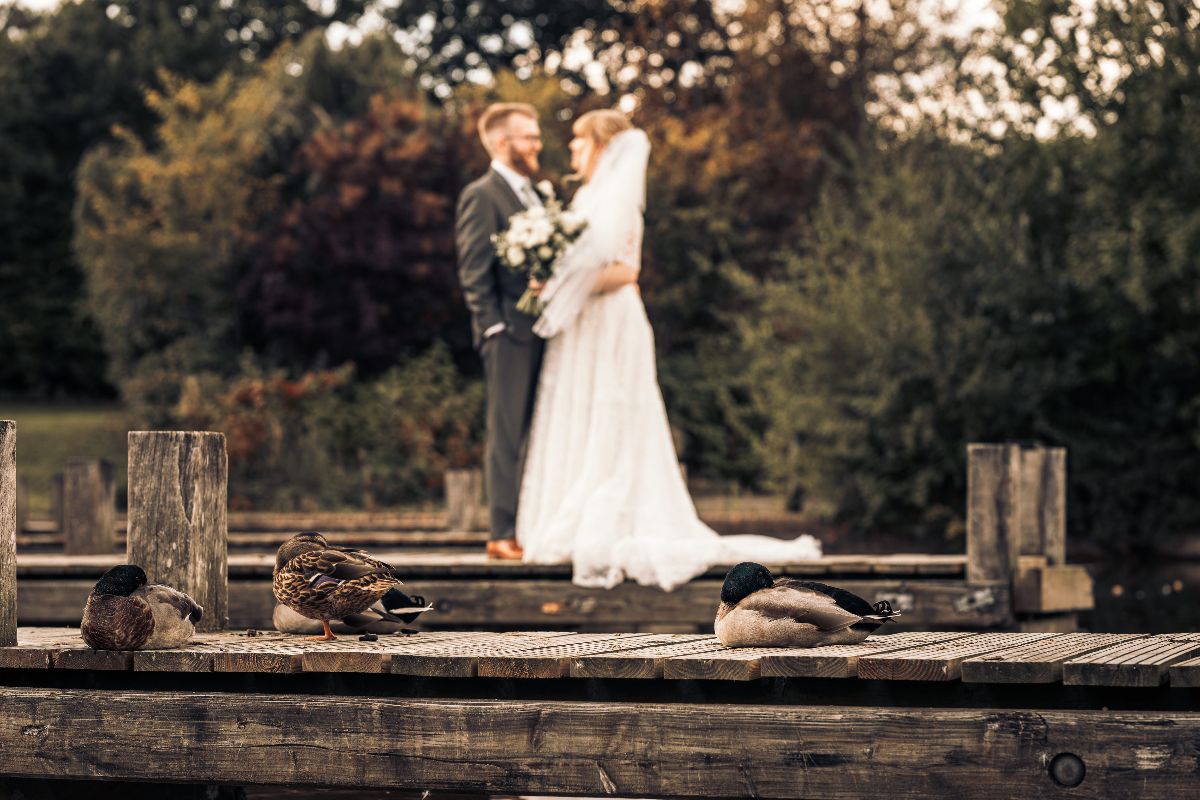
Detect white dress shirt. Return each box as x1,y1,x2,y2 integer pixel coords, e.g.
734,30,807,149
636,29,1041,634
490,159,542,208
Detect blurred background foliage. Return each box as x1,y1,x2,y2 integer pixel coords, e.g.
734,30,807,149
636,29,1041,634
2,0,1199,559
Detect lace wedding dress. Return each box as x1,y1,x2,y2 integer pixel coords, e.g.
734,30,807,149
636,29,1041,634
515,130,821,591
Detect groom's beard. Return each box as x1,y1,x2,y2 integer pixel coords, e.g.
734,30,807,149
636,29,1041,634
513,151,539,176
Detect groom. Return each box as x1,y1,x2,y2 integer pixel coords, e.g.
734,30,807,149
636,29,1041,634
455,102,545,560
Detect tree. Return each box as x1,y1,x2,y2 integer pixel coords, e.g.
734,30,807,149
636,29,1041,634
0,0,366,397
237,93,477,374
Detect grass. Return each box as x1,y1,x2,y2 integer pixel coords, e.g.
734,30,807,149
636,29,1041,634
0,402,130,517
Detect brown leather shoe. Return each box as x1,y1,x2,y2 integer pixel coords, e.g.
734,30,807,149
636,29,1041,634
485,538,524,560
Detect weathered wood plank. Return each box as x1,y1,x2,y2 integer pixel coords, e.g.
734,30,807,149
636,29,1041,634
61,458,116,556
386,631,586,677
759,631,977,679
15,575,1012,630
961,633,1147,683
1063,634,1200,687
966,443,1021,590
664,632,983,682
3,687,1200,797
473,632,671,679
857,632,1055,681
444,468,485,532
0,421,15,646
127,431,229,632
570,636,724,678
1012,564,1094,613
1167,654,1200,687
15,550,969,579
1017,446,1066,564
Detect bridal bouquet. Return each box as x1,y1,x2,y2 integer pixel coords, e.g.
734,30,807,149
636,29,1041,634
492,181,587,315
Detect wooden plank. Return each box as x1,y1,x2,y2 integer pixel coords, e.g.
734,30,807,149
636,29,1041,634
0,421,14,646
474,632,672,679
0,628,82,670
1167,653,1200,687
3,687,1200,797
61,458,116,556
444,468,484,532
570,636,723,678
15,551,968,579
1063,634,1200,687
15,575,1011,630
759,631,977,679
966,443,1020,589
387,631,583,677
1013,564,1094,613
857,632,1054,681
1016,446,1066,563
664,632,980,682
961,633,1147,683
127,431,229,632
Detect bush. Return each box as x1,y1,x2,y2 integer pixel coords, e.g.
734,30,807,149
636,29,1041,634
173,345,483,510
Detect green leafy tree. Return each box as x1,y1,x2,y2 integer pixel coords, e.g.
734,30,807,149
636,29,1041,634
0,0,365,397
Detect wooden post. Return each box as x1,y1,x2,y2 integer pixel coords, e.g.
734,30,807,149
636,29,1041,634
445,468,483,532
62,458,116,554
966,443,1021,585
1017,445,1066,565
127,431,228,632
49,472,63,534
0,421,16,646
16,476,28,534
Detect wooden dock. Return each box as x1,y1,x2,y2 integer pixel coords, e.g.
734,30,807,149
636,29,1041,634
1,627,1199,798
13,548,1090,632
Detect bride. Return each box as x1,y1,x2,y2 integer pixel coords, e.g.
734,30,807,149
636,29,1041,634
516,109,821,591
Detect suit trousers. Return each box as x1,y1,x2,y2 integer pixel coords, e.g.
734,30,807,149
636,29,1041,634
481,330,544,541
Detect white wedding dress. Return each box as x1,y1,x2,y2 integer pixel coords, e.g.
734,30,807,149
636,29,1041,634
515,130,821,591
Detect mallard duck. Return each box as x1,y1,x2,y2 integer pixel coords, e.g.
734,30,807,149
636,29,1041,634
80,564,204,650
272,587,434,636
272,531,409,641
715,562,900,648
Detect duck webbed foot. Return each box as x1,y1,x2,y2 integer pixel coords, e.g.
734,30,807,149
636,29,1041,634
305,620,338,641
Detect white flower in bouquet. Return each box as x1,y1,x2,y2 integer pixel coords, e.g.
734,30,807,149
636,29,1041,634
537,180,555,199
494,192,590,316
560,210,586,235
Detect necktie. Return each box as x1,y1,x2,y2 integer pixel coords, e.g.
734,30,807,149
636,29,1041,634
519,181,541,208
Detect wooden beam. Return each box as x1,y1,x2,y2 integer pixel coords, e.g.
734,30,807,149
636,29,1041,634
444,468,484,532
61,458,116,555
1013,564,1094,613
2,687,1200,797
966,444,1020,626
15,477,27,535
127,431,228,631
15,576,1013,630
1016,445,1067,563
0,421,15,646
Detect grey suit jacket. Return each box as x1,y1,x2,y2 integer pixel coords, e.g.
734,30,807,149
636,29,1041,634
455,168,537,349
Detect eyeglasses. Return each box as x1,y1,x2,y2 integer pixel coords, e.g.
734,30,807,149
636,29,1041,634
506,134,543,143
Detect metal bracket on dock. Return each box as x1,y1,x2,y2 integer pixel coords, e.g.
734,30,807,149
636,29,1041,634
954,587,998,614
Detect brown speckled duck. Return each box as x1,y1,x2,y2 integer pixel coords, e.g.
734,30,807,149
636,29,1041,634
80,565,204,650
272,532,409,641
715,562,900,648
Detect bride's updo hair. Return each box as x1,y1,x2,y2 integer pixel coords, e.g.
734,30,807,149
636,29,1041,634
571,109,634,182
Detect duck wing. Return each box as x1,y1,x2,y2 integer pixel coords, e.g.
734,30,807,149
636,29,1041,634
288,548,393,589
136,584,204,624
776,579,876,616
330,545,400,577
81,593,155,650
739,585,864,632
